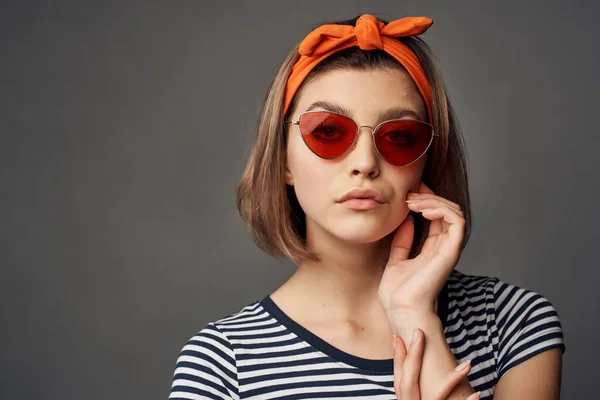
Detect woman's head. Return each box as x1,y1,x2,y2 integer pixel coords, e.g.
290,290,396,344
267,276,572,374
236,15,471,263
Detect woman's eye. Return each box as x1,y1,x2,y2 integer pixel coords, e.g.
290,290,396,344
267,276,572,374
313,125,343,139
383,131,413,145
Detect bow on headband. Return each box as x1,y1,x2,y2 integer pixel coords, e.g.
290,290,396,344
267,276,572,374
283,14,434,121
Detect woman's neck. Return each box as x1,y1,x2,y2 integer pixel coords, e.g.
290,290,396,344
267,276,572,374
271,224,395,323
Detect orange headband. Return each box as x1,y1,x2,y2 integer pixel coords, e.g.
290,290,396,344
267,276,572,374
283,14,434,122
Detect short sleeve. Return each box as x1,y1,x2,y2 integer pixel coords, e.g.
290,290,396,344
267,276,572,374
494,280,565,379
169,323,239,400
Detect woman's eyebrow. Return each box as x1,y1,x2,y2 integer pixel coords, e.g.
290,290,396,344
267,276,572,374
378,107,422,122
304,101,423,122
305,100,351,116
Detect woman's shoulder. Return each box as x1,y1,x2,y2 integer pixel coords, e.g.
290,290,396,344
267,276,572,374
169,299,264,399
446,269,565,379
447,269,560,311
188,298,265,342
447,269,563,323
447,268,499,290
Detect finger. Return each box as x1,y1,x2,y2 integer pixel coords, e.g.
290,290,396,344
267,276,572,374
392,335,407,398
388,215,415,263
409,182,462,213
406,198,463,218
407,199,462,238
419,206,466,245
406,194,462,215
430,359,473,400
416,205,465,239
400,328,424,399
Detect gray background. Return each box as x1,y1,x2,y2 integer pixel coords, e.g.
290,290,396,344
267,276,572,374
1,0,598,398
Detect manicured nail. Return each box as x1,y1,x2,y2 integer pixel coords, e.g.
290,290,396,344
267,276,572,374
454,359,471,372
405,199,420,203
410,326,419,345
465,392,481,400
392,334,397,351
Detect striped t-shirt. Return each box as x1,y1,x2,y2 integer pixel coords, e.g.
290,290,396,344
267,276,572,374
169,270,565,399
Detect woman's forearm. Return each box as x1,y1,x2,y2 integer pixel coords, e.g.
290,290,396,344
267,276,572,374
391,311,476,399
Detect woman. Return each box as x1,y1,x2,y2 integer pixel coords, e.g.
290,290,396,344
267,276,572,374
169,14,565,399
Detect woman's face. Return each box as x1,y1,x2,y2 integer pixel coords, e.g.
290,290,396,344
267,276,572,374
285,67,428,244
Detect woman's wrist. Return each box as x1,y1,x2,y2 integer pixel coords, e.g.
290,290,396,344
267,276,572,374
389,309,442,342
390,310,475,399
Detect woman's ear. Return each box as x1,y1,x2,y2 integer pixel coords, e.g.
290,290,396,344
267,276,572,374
284,165,294,186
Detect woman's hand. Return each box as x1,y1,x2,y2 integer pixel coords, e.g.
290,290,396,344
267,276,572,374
378,181,466,315
393,329,480,400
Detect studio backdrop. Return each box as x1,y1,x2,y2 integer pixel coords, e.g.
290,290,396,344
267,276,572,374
1,0,598,399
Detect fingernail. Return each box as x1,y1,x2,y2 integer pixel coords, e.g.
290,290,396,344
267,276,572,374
454,359,471,372
392,334,397,351
405,200,419,203
410,326,418,345
466,391,481,400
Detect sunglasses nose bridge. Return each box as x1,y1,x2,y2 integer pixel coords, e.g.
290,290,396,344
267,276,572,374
357,125,376,135
351,125,376,148
349,125,378,154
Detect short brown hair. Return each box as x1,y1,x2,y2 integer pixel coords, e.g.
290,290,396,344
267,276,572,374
236,16,472,263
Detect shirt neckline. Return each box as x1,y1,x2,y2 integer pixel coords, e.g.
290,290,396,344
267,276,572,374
259,281,448,373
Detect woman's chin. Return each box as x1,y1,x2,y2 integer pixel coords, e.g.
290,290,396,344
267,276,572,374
329,223,397,244
306,213,403,244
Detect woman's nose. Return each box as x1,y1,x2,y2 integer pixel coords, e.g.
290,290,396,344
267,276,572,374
346,126,380,178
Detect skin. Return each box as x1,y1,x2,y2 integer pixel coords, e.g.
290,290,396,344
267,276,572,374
273,67,561,399
277,68,426,360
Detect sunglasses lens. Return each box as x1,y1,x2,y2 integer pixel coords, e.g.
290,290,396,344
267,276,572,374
297,112,356,159
295,112,434,166
374,119,433,166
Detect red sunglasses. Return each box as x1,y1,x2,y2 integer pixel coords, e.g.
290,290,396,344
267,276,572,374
286,111,438,167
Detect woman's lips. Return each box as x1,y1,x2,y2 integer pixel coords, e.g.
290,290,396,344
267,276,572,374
339,198,383,210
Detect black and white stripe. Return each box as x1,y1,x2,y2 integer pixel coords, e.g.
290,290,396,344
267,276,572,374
169,270,565,399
